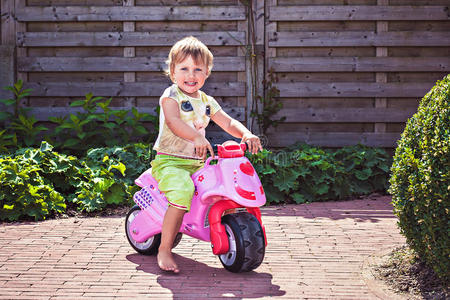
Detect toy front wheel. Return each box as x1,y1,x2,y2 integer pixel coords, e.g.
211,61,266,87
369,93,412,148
125,205,161,255
219,212,265,272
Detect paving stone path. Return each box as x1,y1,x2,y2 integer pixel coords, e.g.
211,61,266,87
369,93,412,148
0,196,405,299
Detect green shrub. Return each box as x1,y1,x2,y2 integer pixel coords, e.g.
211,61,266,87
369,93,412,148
49,93,157,155
1,81,159,155
389,75,449,283
248,143,391,204
0,142,132,221
0,80,46,151
85,143,155,186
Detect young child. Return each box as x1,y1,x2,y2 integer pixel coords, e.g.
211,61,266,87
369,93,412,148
152,36,262,273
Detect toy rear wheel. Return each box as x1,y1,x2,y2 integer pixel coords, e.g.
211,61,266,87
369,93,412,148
125,205,183,255
218,212,265,272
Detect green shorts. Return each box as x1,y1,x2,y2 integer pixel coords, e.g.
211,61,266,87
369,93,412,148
150,154,204,211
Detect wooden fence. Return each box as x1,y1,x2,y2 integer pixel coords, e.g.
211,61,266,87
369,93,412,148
1,0,449,148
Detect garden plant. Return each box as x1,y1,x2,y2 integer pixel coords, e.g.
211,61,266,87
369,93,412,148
389,74,449,283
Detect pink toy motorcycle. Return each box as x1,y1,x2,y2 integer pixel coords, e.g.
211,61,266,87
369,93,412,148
125,141,267,273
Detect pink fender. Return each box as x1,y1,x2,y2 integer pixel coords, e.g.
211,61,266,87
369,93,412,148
129,183,168,242
135,168,154,188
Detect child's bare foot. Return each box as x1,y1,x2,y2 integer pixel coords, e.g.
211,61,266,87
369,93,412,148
157,250,179,273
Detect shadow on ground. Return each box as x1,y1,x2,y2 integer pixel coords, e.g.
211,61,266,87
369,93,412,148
126,253,285,299
261,197,397,223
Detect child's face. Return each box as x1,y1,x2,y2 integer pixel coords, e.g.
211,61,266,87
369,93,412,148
172,55,209,98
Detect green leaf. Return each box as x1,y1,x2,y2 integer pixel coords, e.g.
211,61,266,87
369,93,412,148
314,183,329,195
264,185,285,203
134,125,148,135
102,123,116,130
355,168,372,180
69,114,80,123
0,111,12,121
104,183,125,205
40,141,53,152
70,100,86,107
48,116,66,124
0,98,16,105
63,138,80,148
291,193,306,204
3,204,14,210
109,162,126,176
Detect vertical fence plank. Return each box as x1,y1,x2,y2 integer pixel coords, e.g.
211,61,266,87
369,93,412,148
14,0,26,89
1,0,15,45
264,0,277,140
253,0,265,136
1,0,16,100
123,0,136,107
375,0,388,133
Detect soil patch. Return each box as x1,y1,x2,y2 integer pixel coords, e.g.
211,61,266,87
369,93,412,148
371,246,448,300
57,204,130,219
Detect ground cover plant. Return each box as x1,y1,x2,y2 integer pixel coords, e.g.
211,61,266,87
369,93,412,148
0,139,392,222
0,81,157,155
389,75,449,284
248,143,391,204
0,142,156,221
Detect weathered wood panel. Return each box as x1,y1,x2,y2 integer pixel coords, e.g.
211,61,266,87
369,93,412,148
18,56,246,72
0,46,15,99
265,1,448,147
267,132,402,148
268,31,450,47
269,57,449,72
16,6,246,21
30,106,245,122
25,82,246,97
17,31,246,47
9,1,450,149
276,82,432,98
274,107,417,123
269,6,450,21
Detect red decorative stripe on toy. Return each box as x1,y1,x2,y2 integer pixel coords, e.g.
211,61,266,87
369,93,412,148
235,185,256,200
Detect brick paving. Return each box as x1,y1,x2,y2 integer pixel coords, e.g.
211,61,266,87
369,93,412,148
0,196,405,299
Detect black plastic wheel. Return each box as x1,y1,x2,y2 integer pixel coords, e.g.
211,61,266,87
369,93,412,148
218,212,265,273
125,205,183,255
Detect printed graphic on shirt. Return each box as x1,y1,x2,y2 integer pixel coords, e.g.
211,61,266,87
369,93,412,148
154,85,221,158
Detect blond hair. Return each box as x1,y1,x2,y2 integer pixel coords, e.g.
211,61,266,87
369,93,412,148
165,36,214,82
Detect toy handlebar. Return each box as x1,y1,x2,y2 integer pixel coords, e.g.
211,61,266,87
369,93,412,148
217,141,247,158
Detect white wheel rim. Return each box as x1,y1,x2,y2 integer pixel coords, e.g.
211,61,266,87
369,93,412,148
127,210,154,250
219,224,237,266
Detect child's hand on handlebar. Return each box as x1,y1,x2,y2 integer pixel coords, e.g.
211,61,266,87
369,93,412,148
194,135,215,160
241,133,263,154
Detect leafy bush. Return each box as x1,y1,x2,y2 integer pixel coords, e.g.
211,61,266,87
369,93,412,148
0,80,47,150
85,143,155,186
389,75,449,283
49,93,157,155
248,143,391,204
1,81,158,156
0,142,132,221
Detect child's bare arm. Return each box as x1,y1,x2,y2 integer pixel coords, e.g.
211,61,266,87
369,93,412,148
211,110,262,154
161,97,214,159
